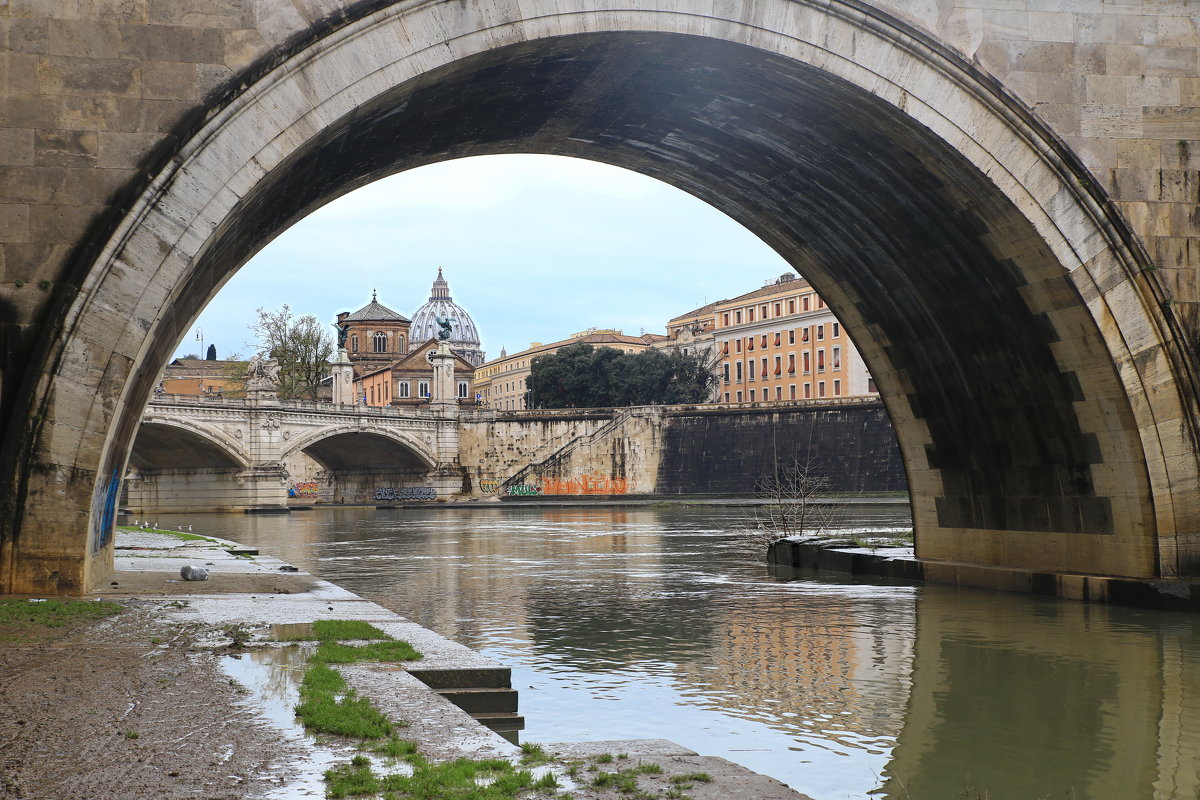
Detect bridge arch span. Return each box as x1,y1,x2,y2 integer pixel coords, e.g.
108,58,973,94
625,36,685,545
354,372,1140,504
6,0,1199,591
131,419,251,472
281,425,438,472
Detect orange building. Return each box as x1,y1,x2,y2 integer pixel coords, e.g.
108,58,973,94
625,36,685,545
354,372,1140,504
714,274,875,404
156,358,245,397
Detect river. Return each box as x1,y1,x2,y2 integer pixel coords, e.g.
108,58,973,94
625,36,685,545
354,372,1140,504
149,503,1200,800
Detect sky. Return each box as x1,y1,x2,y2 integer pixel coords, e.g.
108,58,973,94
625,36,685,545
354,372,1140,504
174,154,793,362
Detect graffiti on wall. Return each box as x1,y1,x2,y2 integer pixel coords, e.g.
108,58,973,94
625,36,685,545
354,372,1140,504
375,486,437,502
479,479,501,494
503,475,630,497
289,481,320,498
540,475,628,495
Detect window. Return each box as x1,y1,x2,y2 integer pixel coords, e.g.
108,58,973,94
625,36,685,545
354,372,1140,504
802,327,810,343
735,361,743,382
774,332,781,346
398,335,405,352
832,322,839,338
370,385,376,404
748,360,756,381
419,381,430,398
748,337,754,351
775,386,782,400
804,382,811,398
399,381,411,398
803,351,811,374
749,389,756,401
834,379,841,396
373,332,387,353
789,384,796,400
774,303,781,316
735,340,742,353
788,299,795,314
458,381,468,398
818,381,826,397
788,353,795,374
868,377,878,393
723,341,729,355
761,357,767,378
351,334,359,353
724,392,730,402
817,325,824,341
723,312,730,326
802,296,810,311
788,329,795,345
774,355,782,376
761,335,767,348
818,296,826,308
736,310,743,323
832,346,841,370
736,391,743,402
723,363,730,383
749,308,755,322
761,305,768,318
817,349,826,372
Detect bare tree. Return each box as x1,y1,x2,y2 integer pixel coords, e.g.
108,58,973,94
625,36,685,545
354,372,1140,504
745,458,844,550
251,305,333,400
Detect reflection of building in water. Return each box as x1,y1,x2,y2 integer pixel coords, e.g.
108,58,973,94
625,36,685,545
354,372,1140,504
881,592,1200,800
671,589,915,749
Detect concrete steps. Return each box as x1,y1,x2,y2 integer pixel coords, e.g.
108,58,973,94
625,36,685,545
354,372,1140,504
408,666,525,734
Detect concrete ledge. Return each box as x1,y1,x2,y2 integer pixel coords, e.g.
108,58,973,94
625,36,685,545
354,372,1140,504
768,539,1200,612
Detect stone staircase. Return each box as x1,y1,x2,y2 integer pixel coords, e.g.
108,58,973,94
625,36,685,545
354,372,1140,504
407,664,524,736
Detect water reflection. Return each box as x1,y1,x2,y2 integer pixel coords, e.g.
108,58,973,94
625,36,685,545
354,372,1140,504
157,505,1200,800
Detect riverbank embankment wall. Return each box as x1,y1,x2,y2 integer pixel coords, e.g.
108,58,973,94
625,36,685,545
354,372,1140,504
458,399,907,498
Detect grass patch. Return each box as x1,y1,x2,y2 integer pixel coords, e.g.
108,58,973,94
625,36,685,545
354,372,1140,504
324,753,554,799
312,640,421,664
294,663,395,739
116,525,219,544
276,620,392,642
670,772,712,785
0,598,121,642
367,736,419,759
520,742,553,766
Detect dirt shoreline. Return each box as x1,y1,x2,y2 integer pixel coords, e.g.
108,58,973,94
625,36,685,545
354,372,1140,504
0,600,298,800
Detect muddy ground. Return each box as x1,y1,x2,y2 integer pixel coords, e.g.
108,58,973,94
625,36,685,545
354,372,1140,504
0,600,296,800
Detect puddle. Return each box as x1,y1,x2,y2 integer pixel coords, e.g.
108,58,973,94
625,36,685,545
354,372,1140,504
221,645,355,798
221,645,427,798
271,622,316,640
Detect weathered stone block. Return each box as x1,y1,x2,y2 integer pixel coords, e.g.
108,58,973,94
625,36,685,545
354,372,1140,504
0,128,35,167
118,24,224,64
0,205,31,243
47,18,120,59
34,129,98,167
38,55,140,97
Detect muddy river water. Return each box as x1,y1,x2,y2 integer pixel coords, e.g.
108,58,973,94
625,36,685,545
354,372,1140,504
152,503,1200,800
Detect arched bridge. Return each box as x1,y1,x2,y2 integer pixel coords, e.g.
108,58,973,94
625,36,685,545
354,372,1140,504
124,395,456,513
1,1,1198,593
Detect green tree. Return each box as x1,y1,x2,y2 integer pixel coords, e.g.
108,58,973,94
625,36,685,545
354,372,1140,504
526,343,718,408
252,305,333,400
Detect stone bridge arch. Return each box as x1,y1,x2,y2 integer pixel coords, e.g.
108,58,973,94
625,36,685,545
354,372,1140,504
280,424,440,506
122,418,253,515
3,0,1199,592
132,417,251,472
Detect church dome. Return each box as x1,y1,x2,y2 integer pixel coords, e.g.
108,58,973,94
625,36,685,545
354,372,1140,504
410,268,485,367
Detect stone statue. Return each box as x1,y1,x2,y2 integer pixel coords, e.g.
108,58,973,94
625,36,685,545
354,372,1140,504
435,315,456,341
245,355,281,390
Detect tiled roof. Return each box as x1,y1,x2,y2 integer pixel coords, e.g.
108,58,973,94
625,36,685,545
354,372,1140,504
344,299,409,322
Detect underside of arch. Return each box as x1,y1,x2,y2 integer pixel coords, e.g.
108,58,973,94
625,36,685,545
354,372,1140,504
129,422,246,471
142,32,1163,577
294,431,434,473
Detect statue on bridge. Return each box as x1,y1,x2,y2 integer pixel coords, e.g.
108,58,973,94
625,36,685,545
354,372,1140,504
245,355,281,393
335,323,347,350
435,316,456,341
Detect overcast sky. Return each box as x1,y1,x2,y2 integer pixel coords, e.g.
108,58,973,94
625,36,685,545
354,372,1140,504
175,154,793,362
